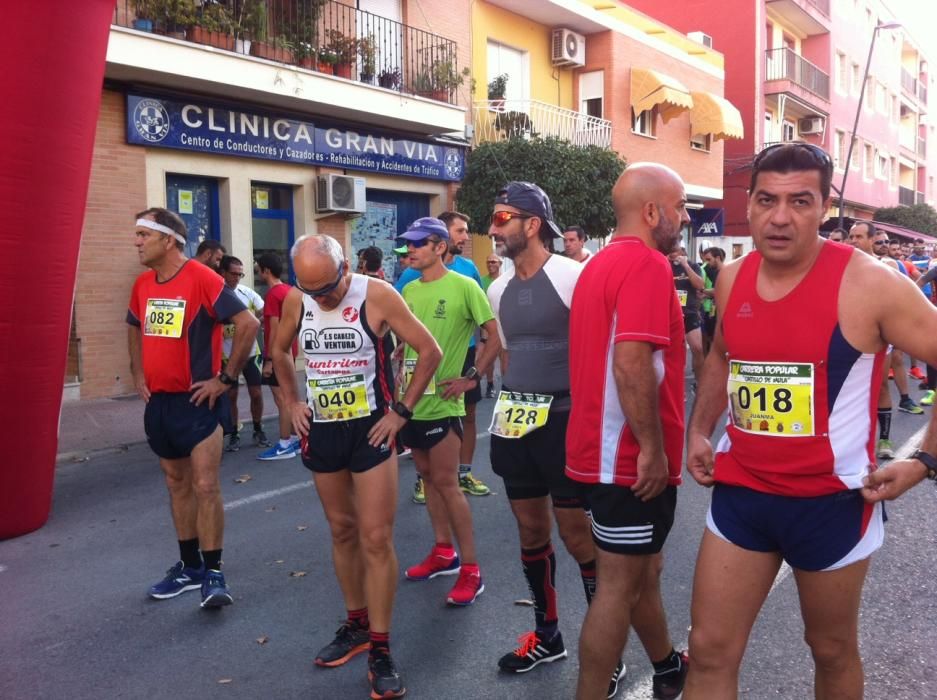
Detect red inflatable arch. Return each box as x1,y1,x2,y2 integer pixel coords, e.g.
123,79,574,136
0,1,115,538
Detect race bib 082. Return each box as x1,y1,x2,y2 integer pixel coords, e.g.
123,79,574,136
143,299,186,338
727,360,814,437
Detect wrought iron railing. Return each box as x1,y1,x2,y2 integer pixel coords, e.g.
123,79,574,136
901,68,917,96
899,185,915,206
112,0,463,105
472,100,612,149
764,47,830,100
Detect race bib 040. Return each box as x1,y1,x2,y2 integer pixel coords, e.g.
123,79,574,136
143,299,186,338
489,391,554,439
308,374,370,423
727,360,814,437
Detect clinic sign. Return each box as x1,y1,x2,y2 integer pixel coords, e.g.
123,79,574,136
126,93,464,182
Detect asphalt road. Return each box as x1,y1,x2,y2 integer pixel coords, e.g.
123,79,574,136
2,392,936,700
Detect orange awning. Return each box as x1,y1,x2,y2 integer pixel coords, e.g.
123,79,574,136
689,91,744,140
630,68,693,123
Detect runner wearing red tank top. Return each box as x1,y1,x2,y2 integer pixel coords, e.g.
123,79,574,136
685,143,937,700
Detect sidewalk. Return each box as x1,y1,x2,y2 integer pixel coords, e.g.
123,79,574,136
56,371,305,463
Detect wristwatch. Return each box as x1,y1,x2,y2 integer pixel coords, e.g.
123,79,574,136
391,401,413,420
218,371,237,386
463,366,479,381
910,450,937,480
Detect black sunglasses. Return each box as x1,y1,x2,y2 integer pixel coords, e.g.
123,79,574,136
753,142,833,171
296,262,345,297
404,236,443,249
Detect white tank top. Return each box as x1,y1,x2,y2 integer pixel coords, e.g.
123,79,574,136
299,274,393,422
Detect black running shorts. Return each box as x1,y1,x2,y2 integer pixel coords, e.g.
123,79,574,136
144,391,228,460
223,355,262,387
580,484,677,555
400,417,463,451
301,411,394,474
490,408,582,505
683,313,701,334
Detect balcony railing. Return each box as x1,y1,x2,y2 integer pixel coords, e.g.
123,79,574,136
901,68,918,96
919,137,927,158
919,82,928,104
764,47,830,100
472,100,612,149
112,0,463,105
899,185,915,206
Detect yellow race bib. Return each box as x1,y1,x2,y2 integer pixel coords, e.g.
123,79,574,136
143,299,186,338
308,374,370,423
677,289,688,307
402,358,436,396
727,360,815,437
489,391,554,439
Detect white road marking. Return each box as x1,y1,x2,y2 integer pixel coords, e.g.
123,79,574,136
0,564,7,574
224,481,311,511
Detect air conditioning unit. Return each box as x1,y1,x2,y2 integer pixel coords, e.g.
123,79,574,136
798,117,825,134
551,28,586,68
687,31,713,48
317,174,366,213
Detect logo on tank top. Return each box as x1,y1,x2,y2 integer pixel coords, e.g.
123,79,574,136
736,301,753,319
342,306,359,323
302,327,364,354
304,309,315,320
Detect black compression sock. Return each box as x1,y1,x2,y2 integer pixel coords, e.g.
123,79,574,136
202,549,222,571
253,421,262,432
178,538,201,570
578,559,597,604
878,409,892,440
521,542,558,631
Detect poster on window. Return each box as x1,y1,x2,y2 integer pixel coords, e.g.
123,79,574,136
351,202,398,281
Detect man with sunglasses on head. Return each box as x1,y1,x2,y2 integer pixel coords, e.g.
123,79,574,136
685,142,937,699
218,255,268,452
396,217,502,607
396,212,493,502
486,183,628,696
270,234,441,700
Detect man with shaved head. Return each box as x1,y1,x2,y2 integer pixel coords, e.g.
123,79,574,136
271,234,442,699
567,163,690,699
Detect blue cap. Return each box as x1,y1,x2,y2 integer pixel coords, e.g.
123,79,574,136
398,217,450,242
495,182,563,238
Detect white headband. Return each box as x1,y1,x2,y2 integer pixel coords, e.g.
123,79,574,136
136,218,187,245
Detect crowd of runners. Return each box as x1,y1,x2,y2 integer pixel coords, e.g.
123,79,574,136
127,142,937,699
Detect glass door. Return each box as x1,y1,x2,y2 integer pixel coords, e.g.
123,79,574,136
251,183,295,297
166,175,220,259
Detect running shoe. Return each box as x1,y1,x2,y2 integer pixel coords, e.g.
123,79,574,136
411,477,425,505
910,366,926,381
608,660,627,699
459,472,491,496
368,651,406,699
485,385,495,399
405,547,460,581
876,438,895,460
200,569,233,608
314,621,370,667
148,560,204,599
252,429,271,447
922,390,936,406
652,651,688,700
920,380,931,391
497,630,567,673
225,433,240,452
898,397,924,415
446,567,484,606
397,446,412,459
257,441,298,460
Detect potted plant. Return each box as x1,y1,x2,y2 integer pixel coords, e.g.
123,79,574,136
317,47,338,75
487,73,508,109
429,60,470,102
233,0,267,54
151,0,195,40
378,67,401,90
325,29,359,79
131,0,156,32
358,35,377,84
189,3,235,51
252,34,294,63
411,69,435,99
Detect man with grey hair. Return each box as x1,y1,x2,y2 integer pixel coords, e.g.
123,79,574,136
271,234,441,700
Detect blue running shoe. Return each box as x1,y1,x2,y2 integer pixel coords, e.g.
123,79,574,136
148,561,204,600
200,569,233,608
257,441,298,461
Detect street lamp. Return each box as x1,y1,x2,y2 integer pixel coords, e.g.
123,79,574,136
838,20,902,229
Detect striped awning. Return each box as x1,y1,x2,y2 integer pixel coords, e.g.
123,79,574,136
630,68,693,123
690,91,745,140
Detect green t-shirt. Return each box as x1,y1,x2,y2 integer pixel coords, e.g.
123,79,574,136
403,270,495,420
481,275,495,291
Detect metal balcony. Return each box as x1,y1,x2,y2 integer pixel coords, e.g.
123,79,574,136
919,137,927,158
473,100,612,149
764,48,830,100
919,82,928,104
901,69,918,97
899,186,915,206
112,0,463,105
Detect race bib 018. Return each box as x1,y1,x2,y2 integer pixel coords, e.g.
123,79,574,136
727,360,815,437
308,374,371,423
143,299,186,338
489,391,554,439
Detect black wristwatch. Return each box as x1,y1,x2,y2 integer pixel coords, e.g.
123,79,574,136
218,371,237,386
911,450,937,480
391,401,413,420
463,366,479,381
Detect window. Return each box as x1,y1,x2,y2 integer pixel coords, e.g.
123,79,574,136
851,63,862,94
764,111,774,143
876,81,888,113
891,94,899,123
487,41,529,103
690,132,711,152
632,107,657,136
835,51,848,94
579,71,604,119
875,151,888,180
863,142,874,179
864,77,874,109
782,119,795,142
890,157,898,188
851,137,860,170
834,130,846,170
